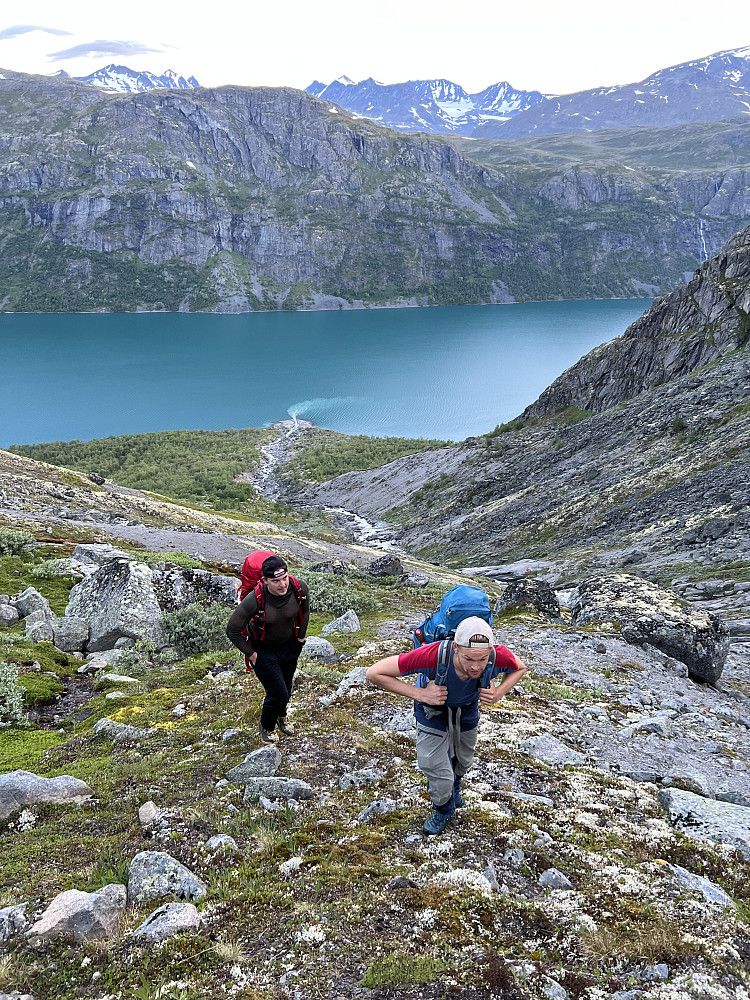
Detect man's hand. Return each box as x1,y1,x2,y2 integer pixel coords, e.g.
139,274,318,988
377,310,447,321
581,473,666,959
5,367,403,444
420,681,448,706
479,685,503,706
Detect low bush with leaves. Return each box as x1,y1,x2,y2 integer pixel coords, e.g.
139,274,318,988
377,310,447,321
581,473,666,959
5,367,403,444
30,558,74,580
160,602,232,657
0,528,34,557
0,661,28,726
305,572,377,617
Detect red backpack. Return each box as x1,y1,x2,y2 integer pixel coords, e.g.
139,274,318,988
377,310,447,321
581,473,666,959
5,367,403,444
238,550,276,601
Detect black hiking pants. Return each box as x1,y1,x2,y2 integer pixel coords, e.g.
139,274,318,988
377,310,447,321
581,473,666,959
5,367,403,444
253,636,303,730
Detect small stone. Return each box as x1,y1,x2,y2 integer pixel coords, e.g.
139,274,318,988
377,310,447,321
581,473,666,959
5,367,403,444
242,777,312,803
538,868,573,889
226,746,282,782
321,609,361,636
204,835,238,853
221,728,241,742
641,964,669,982
138,801,163,826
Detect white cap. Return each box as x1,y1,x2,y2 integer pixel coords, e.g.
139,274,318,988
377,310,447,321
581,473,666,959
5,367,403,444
454,617,494,647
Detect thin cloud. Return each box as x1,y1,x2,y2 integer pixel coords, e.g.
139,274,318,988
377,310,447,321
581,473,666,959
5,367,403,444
0,24,72,40
48,39,163,61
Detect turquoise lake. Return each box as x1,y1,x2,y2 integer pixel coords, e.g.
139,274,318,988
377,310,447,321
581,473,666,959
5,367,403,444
1,299,651,447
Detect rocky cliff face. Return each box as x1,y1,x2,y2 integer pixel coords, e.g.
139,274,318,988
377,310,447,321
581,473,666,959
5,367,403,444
523,224,750,417
0,70,747,311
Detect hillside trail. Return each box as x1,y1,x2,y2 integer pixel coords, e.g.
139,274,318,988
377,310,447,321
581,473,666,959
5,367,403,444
239,419,402,554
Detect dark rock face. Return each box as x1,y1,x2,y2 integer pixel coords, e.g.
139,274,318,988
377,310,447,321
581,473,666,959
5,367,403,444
569,574,730,683
524,224,750,417
365,555,404,577
495,579,561,618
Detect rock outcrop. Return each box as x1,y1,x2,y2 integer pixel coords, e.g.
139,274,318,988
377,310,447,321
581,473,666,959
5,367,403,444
0,771,94,820
569,573,729,683
523,223,750,417
66,559,163,651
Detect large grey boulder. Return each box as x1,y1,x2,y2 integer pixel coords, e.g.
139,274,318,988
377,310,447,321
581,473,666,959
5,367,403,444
242,777,313,803
50,616,89,653
365,555,404,577
66,559,163,651
0,605,20,627
92,718,156,742
321,609,360,636
659,787,750,859
13,587,53,621
0,903,30,945
132,902,201,942
72,543,132,566
569,573,729,683
519,734,586,767
26,884,126,945
495,579,562,618
127,851,207,904
151,567,238,613
226,746,281,783
299,636,336,660
0,770,94,820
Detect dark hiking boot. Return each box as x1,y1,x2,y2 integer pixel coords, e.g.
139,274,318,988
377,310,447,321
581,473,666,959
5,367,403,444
423,807,454,835
277,716,295,736
453,777,464,809
259,723,278,745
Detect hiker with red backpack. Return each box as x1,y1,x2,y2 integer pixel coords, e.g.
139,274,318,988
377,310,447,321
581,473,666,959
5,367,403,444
226,554,310,746
366,614,526,835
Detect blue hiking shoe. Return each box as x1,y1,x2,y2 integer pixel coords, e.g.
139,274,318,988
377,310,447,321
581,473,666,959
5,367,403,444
423,808,454,835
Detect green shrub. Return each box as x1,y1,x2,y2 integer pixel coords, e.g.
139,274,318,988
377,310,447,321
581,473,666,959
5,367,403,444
305,572,377,617
160,602,232,657
30,558,73,579
671,414,687,434
0,661,29,726
0,529,34,557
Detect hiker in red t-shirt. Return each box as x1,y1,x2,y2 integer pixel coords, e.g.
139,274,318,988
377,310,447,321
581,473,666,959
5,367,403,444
366,617,526,834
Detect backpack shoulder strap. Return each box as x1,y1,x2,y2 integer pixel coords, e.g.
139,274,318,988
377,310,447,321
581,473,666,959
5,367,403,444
435,639,452,687
481,646,496,689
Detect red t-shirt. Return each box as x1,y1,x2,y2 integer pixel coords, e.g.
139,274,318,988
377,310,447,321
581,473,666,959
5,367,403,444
398,642,520,731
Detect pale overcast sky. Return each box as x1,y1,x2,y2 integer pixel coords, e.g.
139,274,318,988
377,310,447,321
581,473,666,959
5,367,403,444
0,0,748,95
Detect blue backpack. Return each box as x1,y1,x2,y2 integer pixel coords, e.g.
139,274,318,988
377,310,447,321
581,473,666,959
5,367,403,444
413,584,493,649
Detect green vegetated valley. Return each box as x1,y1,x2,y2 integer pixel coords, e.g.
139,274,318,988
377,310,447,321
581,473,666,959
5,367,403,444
0,69,749,312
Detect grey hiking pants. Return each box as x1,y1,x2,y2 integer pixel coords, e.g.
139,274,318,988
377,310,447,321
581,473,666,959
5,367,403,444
416,719,478,810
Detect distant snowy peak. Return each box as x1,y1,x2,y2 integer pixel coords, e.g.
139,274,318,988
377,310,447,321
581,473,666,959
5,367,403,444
73,65,201,94
305,76,542,134
307,46,750,139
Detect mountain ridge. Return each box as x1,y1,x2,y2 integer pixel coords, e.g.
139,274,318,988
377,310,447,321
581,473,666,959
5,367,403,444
0,68,748,312
309,46,750,138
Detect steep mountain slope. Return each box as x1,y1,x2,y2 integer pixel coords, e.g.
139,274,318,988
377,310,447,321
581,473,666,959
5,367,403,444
304,227,750,585
0,69,749,311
